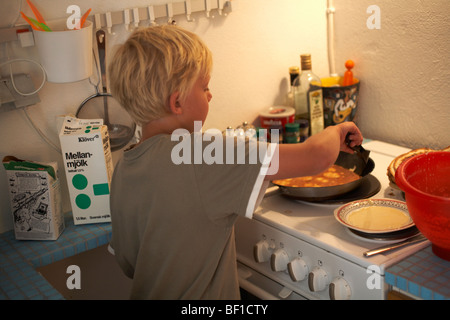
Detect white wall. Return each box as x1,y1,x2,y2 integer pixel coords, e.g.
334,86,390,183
0,0,328,232
332,0,450,149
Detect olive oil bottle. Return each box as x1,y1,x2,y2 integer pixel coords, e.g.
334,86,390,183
297,54,324,136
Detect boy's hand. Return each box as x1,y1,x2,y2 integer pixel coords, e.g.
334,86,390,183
336,122,363,154
266,121,364,181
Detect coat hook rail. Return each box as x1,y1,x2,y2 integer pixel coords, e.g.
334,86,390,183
86,0,232,30
0,0,233,43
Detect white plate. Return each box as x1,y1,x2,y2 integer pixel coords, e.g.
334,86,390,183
334,198,414,234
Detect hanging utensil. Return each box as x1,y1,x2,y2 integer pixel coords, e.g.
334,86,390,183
79,8,92,29
76,30,136,151
23,0,51,31
20,12,51,31
26,0,47,25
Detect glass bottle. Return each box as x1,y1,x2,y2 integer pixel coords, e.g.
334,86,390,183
292,73,308,124
298,119,309,142
286,66,299,108
298,54,324,136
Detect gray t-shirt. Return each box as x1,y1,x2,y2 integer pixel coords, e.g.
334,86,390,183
110,132,274,299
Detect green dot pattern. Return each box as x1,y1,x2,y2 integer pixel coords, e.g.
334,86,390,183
75,194,91,209
72,174,88,190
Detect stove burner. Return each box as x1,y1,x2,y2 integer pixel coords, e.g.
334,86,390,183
288,174,381,204
348,226,420,242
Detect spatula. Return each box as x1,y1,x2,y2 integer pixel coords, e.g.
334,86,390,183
345,133,374,176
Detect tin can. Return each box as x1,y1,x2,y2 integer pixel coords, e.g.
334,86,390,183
284,123,300,143
259,106,294,143
321,77,360,127
259,106,295,129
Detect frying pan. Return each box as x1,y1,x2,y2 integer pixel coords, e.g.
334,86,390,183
272,151,375,202
76,30,136,151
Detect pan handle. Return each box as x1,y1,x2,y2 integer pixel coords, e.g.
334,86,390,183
265,185,281,197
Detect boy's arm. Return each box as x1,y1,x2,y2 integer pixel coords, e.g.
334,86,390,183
265,122,363,181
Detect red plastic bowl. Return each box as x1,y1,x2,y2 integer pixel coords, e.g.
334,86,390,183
396,152,450,261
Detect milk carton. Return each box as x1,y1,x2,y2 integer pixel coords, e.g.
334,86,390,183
59,116,113,225
3,156,65,240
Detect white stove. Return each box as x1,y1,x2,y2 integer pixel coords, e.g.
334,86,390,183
235,140,431,300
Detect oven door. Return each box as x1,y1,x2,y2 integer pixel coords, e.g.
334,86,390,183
238,262,306,300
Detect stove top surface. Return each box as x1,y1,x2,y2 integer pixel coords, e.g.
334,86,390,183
253,141,431,272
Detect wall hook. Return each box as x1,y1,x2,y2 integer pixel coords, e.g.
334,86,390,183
185,0,195,22
167,3,175,24
148,6,157,26
94,13,102,30
218,0,227,16
133,8,140,28
106,11,114,34
205,0,214,18
124,9,131,31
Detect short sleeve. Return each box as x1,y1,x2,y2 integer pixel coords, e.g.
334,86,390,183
192,133,277,224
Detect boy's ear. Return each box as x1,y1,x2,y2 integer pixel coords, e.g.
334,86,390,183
169,92,182,115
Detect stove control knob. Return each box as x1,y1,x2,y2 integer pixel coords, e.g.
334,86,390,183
253,240,274,263
329,277,352,300
270,249,289,272
308,267,330,292
288,258,309,282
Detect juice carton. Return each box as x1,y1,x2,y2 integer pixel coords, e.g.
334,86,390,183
3,156,65,240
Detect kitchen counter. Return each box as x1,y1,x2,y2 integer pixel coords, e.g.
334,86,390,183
1,206,449,300
385,246,450,300
0,213,111,299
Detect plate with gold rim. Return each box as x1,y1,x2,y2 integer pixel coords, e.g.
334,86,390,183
334,198,414,234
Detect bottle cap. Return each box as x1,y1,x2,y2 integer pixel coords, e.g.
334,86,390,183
289,66,300,86
300,54,312,71
289,66,300,74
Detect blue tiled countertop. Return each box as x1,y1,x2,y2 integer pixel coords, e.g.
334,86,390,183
0,213,111,300
386,246,450,300
1,211,449,300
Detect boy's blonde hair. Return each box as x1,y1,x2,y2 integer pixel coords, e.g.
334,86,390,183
109,25,213,126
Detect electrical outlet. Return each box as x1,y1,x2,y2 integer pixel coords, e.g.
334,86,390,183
18,31,35,47
0,74,40,112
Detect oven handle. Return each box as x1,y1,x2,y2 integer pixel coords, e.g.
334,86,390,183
239,277,280,300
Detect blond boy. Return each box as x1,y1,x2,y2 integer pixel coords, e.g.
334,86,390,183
108,25,362,299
